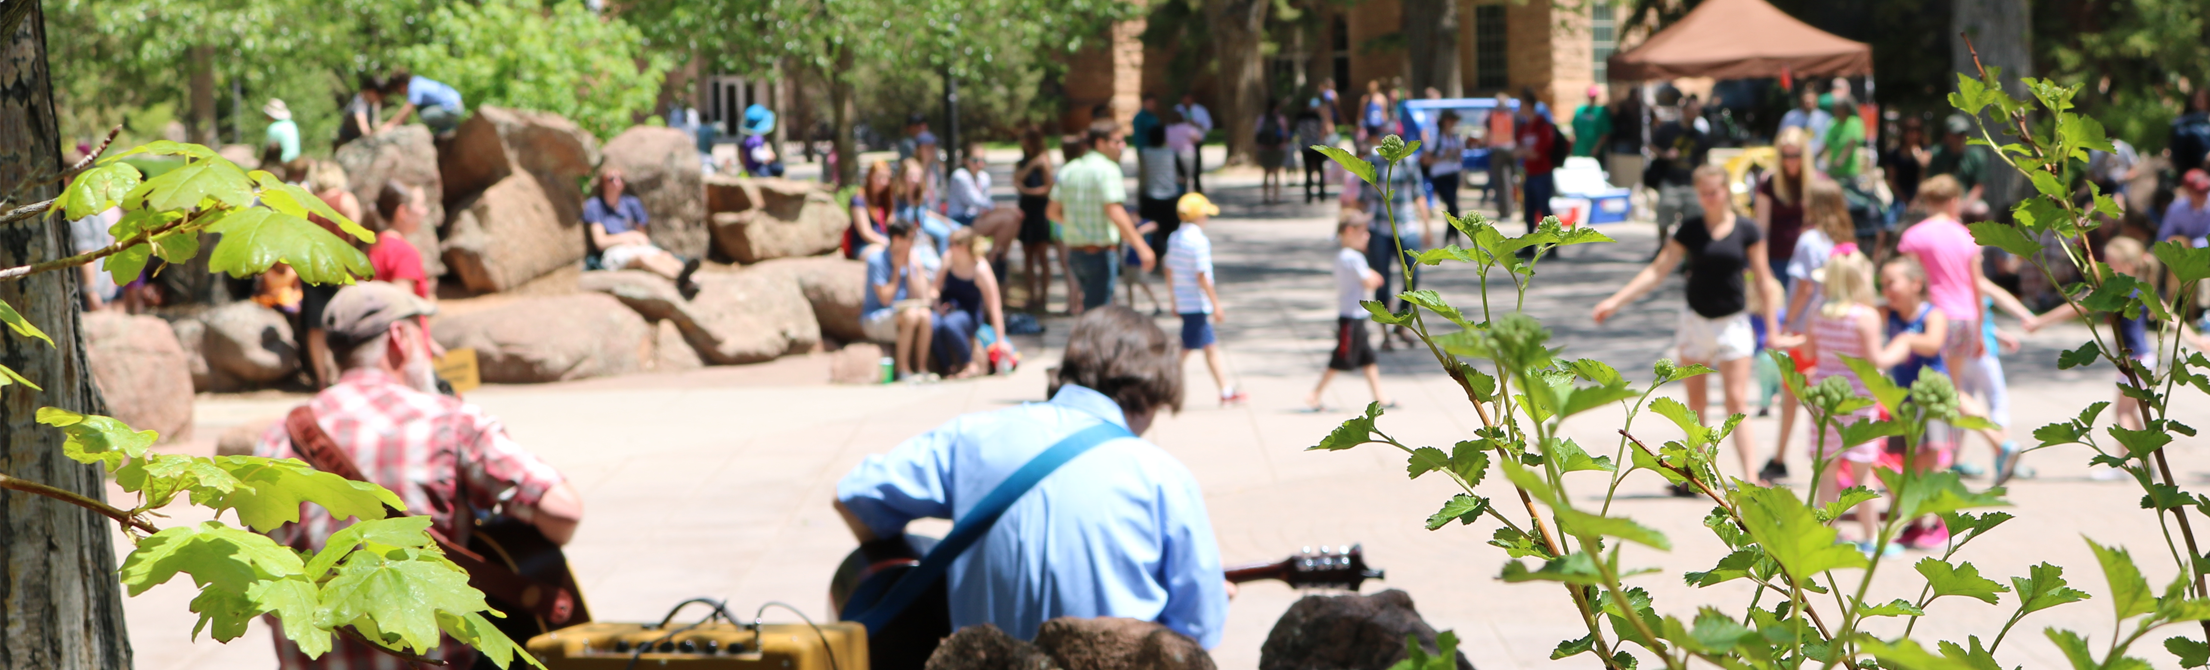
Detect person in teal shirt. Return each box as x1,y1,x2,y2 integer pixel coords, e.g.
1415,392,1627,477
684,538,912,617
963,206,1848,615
1570,85,1611,158
261,99,300,165
1821,94,1865,178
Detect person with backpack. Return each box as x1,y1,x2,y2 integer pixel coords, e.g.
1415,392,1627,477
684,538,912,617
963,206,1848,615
1514,89,1562,244
1254,99,1291,204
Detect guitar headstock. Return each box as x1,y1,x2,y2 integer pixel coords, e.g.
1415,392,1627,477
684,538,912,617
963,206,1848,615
1278,544,1385,591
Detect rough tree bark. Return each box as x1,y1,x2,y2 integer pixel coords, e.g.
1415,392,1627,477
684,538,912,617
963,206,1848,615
186,44,215,145
0,2,134,669
1953,0,2031,211
1206,0,1269,165
828,45,858,186
1403,0,1460,98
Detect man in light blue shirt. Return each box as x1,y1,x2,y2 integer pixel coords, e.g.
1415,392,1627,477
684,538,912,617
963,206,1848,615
835,306,1228,648
380,68,466,135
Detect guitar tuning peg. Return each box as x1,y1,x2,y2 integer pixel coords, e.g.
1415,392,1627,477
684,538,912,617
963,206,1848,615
1301,546,1313,556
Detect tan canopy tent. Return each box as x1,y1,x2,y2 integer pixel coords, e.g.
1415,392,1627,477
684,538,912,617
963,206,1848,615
1607,0,1871,82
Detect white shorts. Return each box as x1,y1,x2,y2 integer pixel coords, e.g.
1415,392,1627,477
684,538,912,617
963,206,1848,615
861,308,901,343
601,243,665,271
1941,315,1982,372
1950,351,2010,429
1673,310,1755,363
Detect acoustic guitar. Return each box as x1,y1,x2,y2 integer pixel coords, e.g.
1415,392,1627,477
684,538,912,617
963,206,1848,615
283,407,590,668
830,539,1383,670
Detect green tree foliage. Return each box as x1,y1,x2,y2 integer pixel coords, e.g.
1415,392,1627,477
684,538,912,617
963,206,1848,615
1304,65,2210,667
0,141,537,666
394,0,672,140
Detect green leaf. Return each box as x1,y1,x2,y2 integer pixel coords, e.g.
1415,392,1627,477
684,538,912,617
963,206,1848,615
1310,402,1385,451
108,140,220,162
1685,549,1761,587
1447,441,1490,486
2168,637,2210,668
441,611,536,670
1864,637,1989,670
187,585,257,642
117,453,244,509
1500,552,1606,585
1880,468,2007,521
1917,558,2009,605
1555,507,1670,550
150,229,200,263
0,363,39,391
1497,457,1558,505
2013,562,2093,615
304,516,438,580
2027,168,2068,200
1489,526,1548,559
2059,112,2116,154
1818,487,1881,523
37,407,155,468
1729,485,1867,582
1424,494,1489,530
212,456,403,532
1416,246,1479,265
205,208,371,286
1950,74,1990,115
2047,628,2098,670
1653,359,1714,383
1407,447,1450,479
2141,483,2191,511
1398,289,1470,327
2109,425,2173,458
2014,196,2075,235
1551,634,1598,660
253,172,374,243
1560,384,1640,420
59,162,143,220
1362,299,1415,326
1546,438,1616,473
0,299,52,346
1949,414,1998,431
1842,354,1908,411
1648,397,1709,446
252,577,330,656
322,548,490,655
105,243,152,291
122,156,254,212
2087,537,2155,620
118,521,305,596
1857,598,1927,617
1968,221,2043,260
2156,240,2210,284
1313,145,1375,185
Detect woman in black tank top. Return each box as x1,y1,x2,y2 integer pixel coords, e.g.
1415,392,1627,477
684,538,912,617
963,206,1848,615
1013,128,1059,312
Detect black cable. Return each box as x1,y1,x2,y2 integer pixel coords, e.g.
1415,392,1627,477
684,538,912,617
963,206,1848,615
753,600,842,670
652,597,733,630
625,597,738,670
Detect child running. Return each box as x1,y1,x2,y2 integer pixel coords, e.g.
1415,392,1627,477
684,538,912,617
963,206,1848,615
1800,248,1894,557
1879,255,1954,549
1764,179,1858,483
1307,214,1395,411
1163,193,1248,405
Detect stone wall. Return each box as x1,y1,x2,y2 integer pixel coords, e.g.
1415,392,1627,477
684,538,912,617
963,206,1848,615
1060,17,1147,134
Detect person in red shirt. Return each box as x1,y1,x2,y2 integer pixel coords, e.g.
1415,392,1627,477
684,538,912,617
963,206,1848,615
369,181,432,298
1514,88,1558,240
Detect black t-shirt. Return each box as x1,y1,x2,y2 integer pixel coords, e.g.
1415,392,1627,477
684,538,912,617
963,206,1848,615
1879,145,1923,204
1648,120,1709,188
1673,215,1761,318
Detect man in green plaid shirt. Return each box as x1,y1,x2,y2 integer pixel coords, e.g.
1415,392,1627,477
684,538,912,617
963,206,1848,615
1050,119,1154,312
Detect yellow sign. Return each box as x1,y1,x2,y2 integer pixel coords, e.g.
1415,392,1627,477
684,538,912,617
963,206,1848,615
434,348,481,394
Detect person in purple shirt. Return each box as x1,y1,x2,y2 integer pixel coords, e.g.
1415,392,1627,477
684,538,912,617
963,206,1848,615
584,167,701,298
835,306,1229,657
2163,169,2210,329
378,69,466,135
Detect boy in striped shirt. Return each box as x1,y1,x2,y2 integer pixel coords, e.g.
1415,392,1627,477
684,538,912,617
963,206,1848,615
1162,193,1246,405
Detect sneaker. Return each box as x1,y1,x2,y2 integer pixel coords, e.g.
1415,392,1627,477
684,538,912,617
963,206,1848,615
1992,442,2023,486
1906,522,1950,550
2091,466,2132,482
1855,540,1905,559
1896,522,1925,548
1757,459,1790,485
1220,390,1249,406
1951,461,1986,478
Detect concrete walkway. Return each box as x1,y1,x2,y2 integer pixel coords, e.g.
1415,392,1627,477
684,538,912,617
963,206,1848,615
121,163,2210,669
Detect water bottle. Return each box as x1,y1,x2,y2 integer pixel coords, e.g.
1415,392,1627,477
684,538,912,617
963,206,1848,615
880,357,895,384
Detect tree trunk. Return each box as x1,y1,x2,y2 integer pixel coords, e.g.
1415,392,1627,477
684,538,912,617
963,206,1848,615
0,3,134,669
1953,0,2031,211
829,45,858,186
1404,0,1460,98
1207,0,1269,165
186,44,216,146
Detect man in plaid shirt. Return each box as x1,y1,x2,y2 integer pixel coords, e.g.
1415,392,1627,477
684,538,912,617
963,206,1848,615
1050,119,1153,313
256,282,584,670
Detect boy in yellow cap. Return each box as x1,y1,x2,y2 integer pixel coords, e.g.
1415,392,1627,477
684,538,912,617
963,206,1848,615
1163,193,1245,405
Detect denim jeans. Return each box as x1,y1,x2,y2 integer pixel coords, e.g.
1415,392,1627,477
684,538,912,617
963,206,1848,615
1522,171,1556,233
1068,248,1118,311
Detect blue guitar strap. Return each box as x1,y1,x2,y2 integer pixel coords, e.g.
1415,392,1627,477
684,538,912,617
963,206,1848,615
845,421,1133,633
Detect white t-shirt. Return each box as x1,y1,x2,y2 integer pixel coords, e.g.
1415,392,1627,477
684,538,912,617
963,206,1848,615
1787,229,1836,284
1139,146,1181,201
1336,247,1371,318
1164,226,1213,314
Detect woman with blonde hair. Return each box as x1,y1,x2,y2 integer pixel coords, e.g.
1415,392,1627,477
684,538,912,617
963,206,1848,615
1756,127,1812,290
845,159,896,258
1797,249,1890,555
932,227,1011,378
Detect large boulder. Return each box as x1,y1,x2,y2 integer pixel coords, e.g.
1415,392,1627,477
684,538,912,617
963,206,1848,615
439,107,600,227
576,269,818,365
704,176,849,263
650,320,703,372
828,342,889,385
197,302,300,388
443,174,585,293
168,317,213,391
337,126,446,278
1032,618,1213,670
430,293,651,383
218,144,261,171
601,127,707,259
926,624,1057,670
81,312,194,442
748,257,866,342
1259,590,1473,670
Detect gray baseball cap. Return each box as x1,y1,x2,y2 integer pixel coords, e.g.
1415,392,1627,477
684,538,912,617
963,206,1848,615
322,281,436,349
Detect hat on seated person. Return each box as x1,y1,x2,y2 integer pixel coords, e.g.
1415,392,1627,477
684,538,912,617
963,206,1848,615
323,281,437,350
741,104,776,136
1944,113,1974,136
1177,193,1219,220
263,99,291,121
2185,169,2210,195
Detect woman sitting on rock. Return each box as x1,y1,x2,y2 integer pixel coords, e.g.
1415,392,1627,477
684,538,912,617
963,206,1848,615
933,227,1012,378
584,167,702,299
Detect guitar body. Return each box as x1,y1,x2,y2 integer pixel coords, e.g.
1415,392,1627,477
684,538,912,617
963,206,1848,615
469,517,591,668
829,535,948,670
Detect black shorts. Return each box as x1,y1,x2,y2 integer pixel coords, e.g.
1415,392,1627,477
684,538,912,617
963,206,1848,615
1138,196,1180,230
1018,195,1052,245
298,282,342,334
1328,317,1377,371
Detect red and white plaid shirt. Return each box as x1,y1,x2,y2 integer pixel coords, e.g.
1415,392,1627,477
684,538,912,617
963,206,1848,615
255,368,567,670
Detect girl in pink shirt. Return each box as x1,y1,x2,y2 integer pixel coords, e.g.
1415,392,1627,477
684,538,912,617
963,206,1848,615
1894,175,1986,367
1801,248,1890,556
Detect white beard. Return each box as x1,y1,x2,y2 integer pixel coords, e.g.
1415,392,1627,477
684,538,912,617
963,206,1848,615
402,354,441,394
